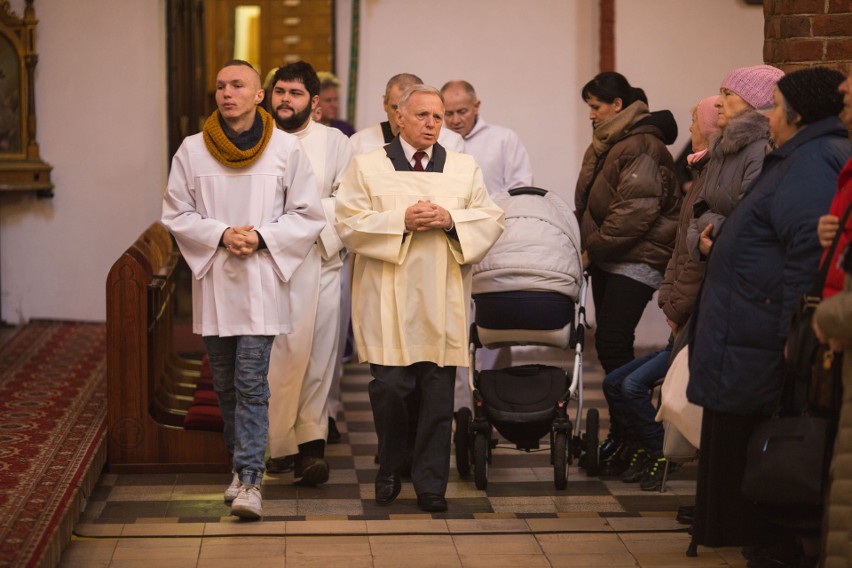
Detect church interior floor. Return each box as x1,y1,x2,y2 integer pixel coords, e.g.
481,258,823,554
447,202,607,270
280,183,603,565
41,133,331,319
60,345,749,567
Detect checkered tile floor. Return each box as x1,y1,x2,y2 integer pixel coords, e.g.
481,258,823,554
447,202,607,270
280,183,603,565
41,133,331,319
80,345,695,526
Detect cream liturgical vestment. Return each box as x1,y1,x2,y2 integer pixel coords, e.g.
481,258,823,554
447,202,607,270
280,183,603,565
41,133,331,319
335,143,504,367
267,120,354,458
162,129,325,337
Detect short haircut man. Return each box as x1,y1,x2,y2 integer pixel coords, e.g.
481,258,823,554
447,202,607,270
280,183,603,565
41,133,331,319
264,60,354,486
350,73,465,155
161,59,325,519
441,80,533,196
335,84,504,513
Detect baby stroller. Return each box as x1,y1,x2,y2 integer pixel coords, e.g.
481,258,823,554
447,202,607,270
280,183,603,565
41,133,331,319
454,187,598,490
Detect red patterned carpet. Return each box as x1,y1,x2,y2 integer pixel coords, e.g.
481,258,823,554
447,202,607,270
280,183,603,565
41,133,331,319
0,321,106,568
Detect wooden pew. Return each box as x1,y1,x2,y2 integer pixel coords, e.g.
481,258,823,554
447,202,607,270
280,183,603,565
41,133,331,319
106,222,230,473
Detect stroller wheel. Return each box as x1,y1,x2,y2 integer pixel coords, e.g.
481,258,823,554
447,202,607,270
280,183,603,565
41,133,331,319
553,430,569,490
454,408,472,477
583,408,600,477
473,431,489,490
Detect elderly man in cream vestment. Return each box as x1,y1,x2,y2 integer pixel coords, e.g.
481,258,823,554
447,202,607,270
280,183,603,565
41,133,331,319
336,85,503,513
162,60,324,519
264,62,353,485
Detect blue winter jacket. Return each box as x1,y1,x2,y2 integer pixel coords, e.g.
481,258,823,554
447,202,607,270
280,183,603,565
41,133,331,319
687,117,852,416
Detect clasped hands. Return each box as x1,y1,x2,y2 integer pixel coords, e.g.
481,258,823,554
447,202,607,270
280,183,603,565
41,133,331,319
405,200,453,232
223,225,259,258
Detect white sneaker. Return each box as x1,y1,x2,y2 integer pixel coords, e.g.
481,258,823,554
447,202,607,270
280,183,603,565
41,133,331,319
224,472,241,503
230,484,262,519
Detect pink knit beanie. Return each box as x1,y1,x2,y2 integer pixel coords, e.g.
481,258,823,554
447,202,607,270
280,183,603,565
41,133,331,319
696,95,720,139
720,65,785,110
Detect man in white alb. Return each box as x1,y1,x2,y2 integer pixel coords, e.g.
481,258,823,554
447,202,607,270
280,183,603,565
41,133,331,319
161,60,325,519
265,61,354,486
441,80,533,196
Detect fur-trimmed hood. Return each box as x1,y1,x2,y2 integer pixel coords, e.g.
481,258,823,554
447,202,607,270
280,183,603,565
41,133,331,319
710,108,770,159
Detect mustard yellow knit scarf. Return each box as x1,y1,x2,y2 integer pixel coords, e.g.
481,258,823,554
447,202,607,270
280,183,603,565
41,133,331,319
202,107,274,168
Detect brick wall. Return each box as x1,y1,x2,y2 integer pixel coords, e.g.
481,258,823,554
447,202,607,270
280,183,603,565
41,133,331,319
763,0,852,73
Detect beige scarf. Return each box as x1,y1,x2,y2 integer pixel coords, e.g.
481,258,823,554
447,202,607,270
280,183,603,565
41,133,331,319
592,100,650,156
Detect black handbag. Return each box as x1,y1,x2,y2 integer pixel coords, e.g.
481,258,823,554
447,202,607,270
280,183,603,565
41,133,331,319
741,414,832,506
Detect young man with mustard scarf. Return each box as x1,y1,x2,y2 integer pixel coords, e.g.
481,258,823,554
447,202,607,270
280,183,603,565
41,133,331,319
161,60,325,519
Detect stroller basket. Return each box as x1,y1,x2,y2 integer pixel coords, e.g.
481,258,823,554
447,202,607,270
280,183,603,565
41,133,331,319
478,364,568,449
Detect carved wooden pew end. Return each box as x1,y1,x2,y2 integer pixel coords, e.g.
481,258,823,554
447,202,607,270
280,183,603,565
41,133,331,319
106,222,230,473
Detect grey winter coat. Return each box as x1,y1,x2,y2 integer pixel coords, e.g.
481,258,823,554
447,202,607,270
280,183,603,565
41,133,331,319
686,108,769,260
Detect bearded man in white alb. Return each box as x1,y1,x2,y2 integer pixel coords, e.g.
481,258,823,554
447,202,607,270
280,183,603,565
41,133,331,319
264,61,353,486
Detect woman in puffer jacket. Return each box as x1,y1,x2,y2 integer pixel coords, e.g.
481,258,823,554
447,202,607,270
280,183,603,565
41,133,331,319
686,65,784,259
574,71,680,376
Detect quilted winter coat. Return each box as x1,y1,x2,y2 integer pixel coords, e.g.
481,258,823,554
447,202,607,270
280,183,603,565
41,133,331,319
658,154,710,326
687,117,852,416
574,102,680,273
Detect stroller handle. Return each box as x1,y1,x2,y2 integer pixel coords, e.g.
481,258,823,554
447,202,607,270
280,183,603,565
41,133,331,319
508,186,548,197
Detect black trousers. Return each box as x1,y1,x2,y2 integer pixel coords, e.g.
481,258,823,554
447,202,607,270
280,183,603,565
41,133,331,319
369,362,455,496
589,266,655,375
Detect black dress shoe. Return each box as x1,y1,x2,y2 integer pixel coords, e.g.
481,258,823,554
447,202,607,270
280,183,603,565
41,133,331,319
417,492,447,512
374,472,401,505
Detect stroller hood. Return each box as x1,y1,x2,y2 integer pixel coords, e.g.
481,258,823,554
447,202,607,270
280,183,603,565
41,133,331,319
472,188,583,300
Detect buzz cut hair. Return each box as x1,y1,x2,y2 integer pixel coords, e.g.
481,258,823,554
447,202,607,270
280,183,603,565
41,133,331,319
221,59,261,85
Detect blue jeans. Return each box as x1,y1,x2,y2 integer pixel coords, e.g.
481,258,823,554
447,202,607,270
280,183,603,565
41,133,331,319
602,348,669,452
203,335,274,486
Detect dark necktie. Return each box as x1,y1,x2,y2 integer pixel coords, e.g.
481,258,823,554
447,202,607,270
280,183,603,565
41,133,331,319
413,150,426,172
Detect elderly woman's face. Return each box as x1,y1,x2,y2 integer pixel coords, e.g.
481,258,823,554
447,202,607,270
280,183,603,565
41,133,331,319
768,87,799,147
717,87,750,128
689,108,707,152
